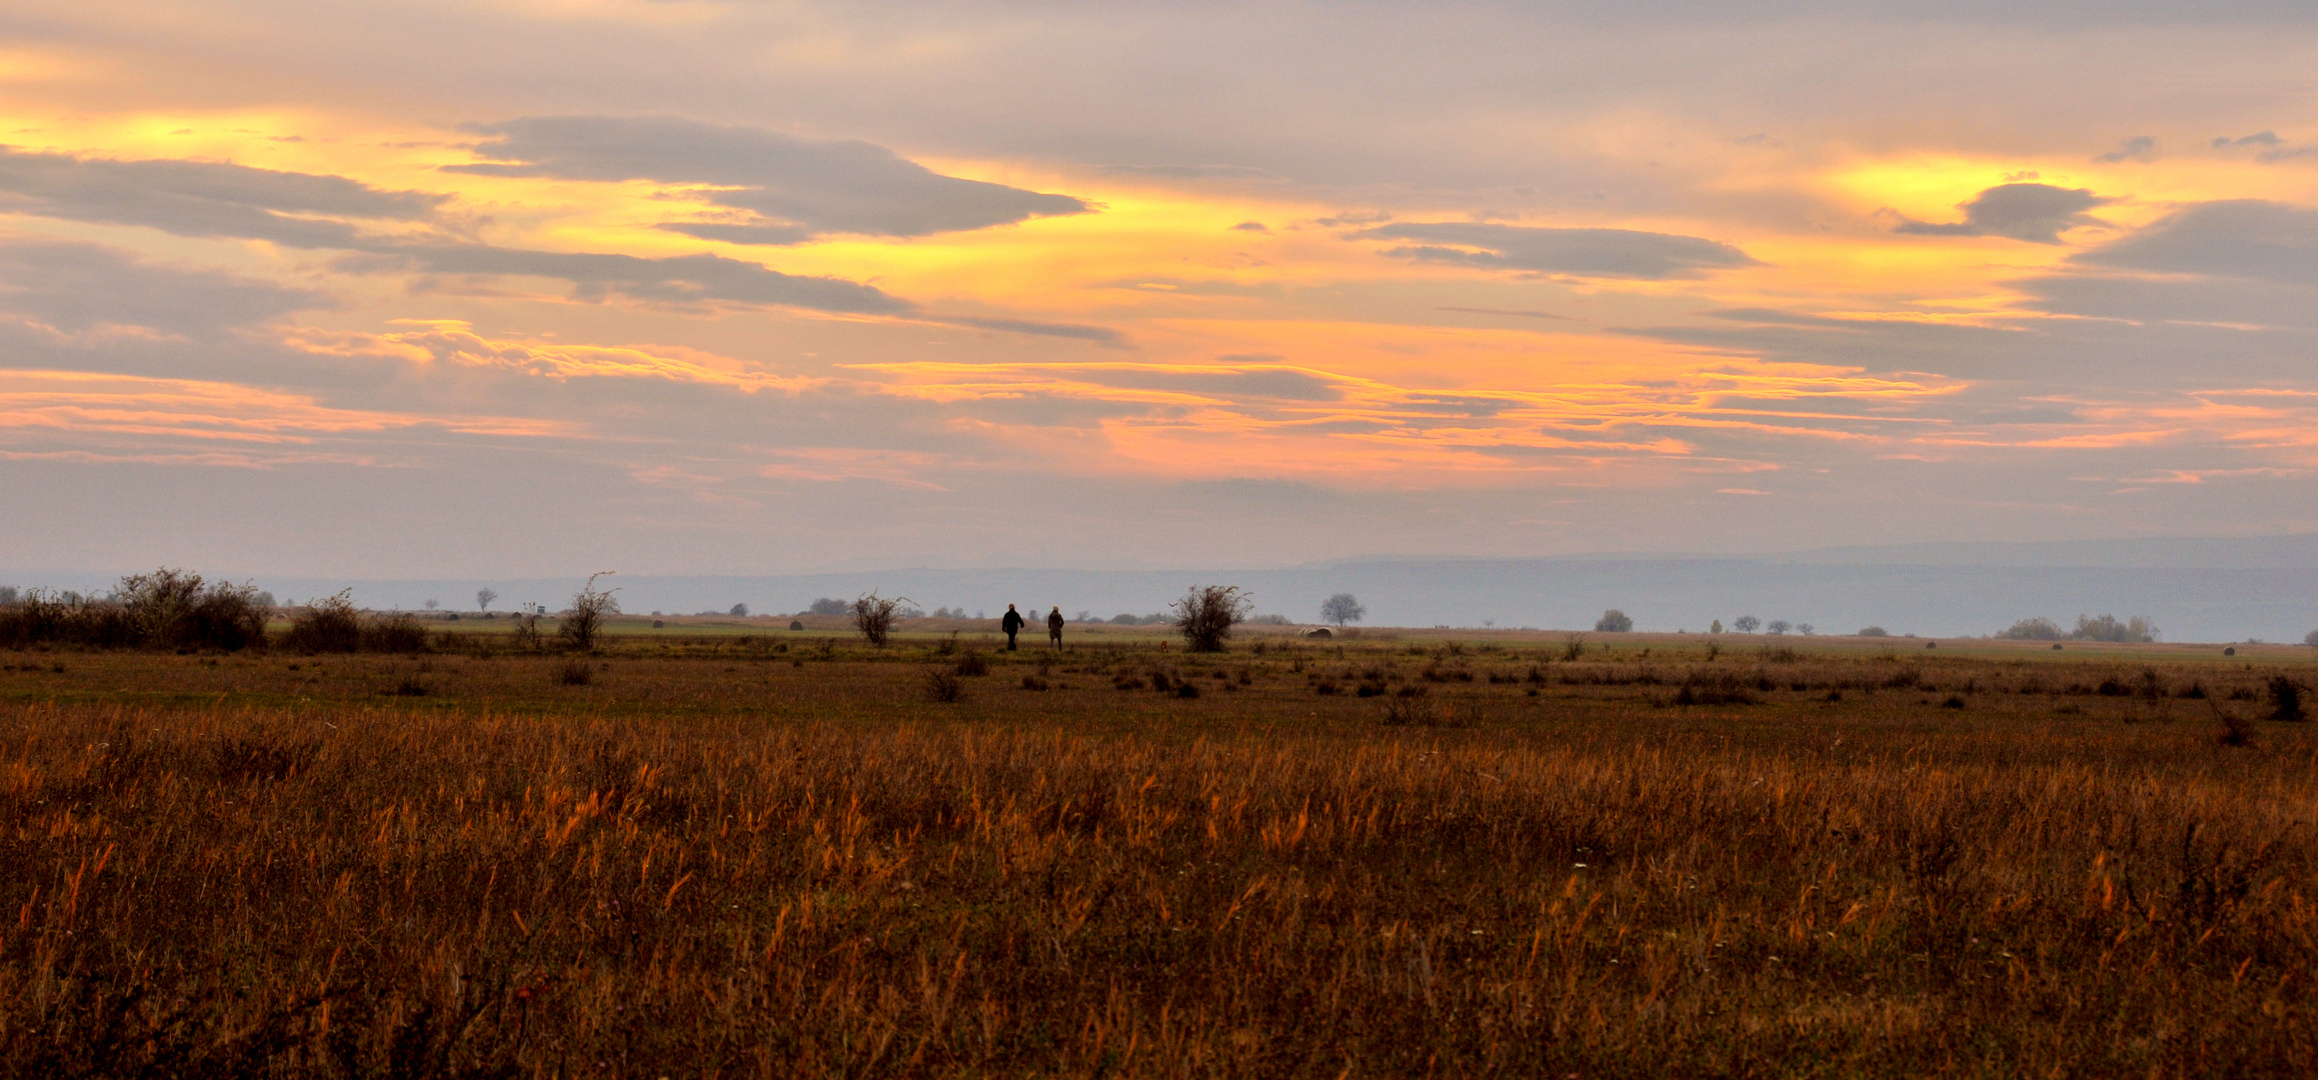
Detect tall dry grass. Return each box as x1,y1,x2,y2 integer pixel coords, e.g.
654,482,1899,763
2,663,2313,1076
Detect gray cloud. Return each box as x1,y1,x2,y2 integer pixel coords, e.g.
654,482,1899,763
451,115,1088,242
1098,164,1280,180
2212,130,2284,148
1066,367,1343,401
0,236,327,338
342,245,913,315
2094,135,2156,163
0,146,910,317
1356,222,1758,279
1891,183,2109,243
2070,199,2318,284
0,146,442,249
939,315,1127,346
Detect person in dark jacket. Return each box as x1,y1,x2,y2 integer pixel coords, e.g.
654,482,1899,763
1001,604,1025,650
1047,606,1065,649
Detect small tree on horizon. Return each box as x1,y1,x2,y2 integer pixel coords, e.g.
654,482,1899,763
729,603,749,618
2305,628,2318,647
851,592,911,646
1765,619,1791,635
1734,614,1762,633
1594,609,1634,633
475,588,498,613
559,572,620,652
1320,592,1366,627
1175,585,1254,652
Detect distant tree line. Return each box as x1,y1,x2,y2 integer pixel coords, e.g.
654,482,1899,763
1997,614,2159,643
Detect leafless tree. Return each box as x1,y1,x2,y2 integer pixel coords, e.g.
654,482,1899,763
852,592,912,646
560,572,620,652
475,588,498,613
1320,593,1366,627
1174,585,1253,652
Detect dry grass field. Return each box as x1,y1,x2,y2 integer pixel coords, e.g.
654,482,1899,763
2,627,2314,1077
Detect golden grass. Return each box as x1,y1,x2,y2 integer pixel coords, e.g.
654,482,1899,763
2,636,2314,1076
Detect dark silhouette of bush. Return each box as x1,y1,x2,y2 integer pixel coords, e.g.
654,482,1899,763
560,572,620,652
851,592,911,646
557,659,594,686
0,590,135,649
114,568,268,652
363,613,429,654
0,570,264,652
925,669,965,702
808,598,849,616
284,592,364,653
1173,585,1253,653
1733,615,1761,633
2304,629,2318,647
2269,677,2306,723
1999,617,2064,640
1594,609,1634,633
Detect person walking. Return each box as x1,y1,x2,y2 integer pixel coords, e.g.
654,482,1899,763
1001,604,1025,650
1047,606,1065,650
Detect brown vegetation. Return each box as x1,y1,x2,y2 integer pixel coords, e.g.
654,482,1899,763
0,636,2313,1075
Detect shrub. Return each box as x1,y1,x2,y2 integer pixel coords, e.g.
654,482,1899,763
851,592,911,647
1173,585,1253,653
1733,615,1761,633
1999,617,2065,640
114,568,269,652
1765,619,1791,636
925,669,965,702
363,613,429,654
1594,609,1634,633
2304,629,2318,647
1857,626,1888,637
284,592,364,654
954,652,989,676
560,573,620,652
557,659,594,686
509,613,544,651
2268,677,2306,723
808,598,849,616
729,603,749,617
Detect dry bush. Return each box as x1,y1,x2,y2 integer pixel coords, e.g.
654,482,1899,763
361,613,429,654
559,572,620,652
283,591,363,653
924,668,965,702
851,592,910,647
508,612,544,651
1172,584,1252,653
2269,676,2307,722
114,568,269,652
0,590,135,650
954,651,989,676
556,659,594,686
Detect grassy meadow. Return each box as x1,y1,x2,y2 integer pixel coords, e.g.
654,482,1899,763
2,624,2315,1076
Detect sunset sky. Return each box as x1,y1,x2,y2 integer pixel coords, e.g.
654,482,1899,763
3,1,2317,577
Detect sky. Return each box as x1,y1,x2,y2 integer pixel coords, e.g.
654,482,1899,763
2,0,2317,578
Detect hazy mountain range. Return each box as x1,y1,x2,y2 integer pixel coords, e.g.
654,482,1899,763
8,535,2318,644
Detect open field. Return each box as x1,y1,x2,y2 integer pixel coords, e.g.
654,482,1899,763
3,629,2315,1076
